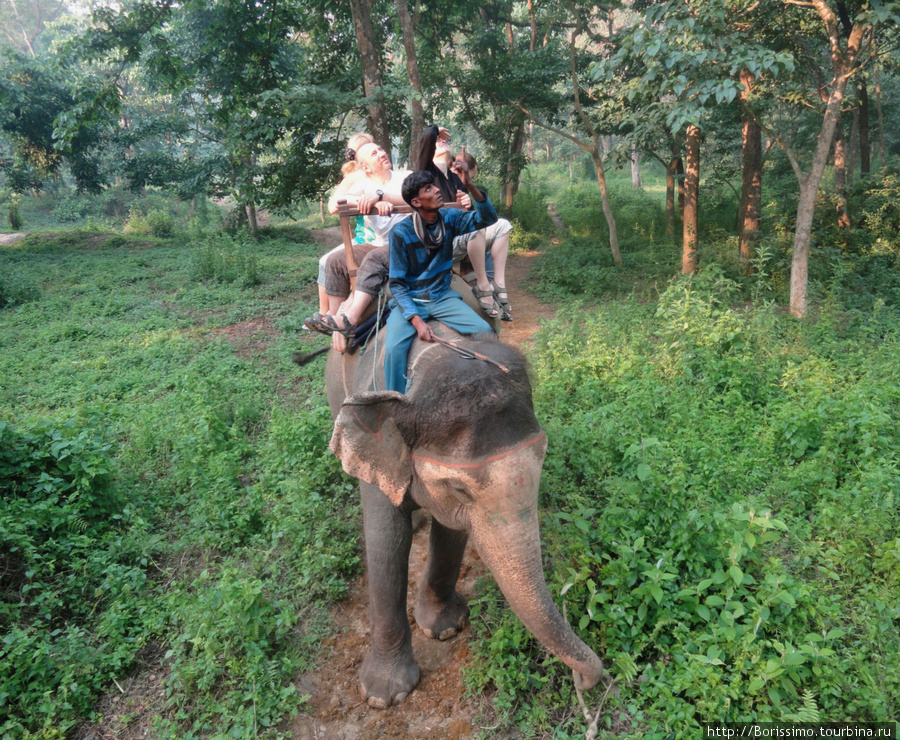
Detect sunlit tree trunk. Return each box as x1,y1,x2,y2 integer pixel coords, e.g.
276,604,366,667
834,118,850,231
395,0,423,166
739,69,762,273
858,77,870,176
785,0,865,318
682,124,700,274
348,0,391,159
631,149,642,188
666,155,677,237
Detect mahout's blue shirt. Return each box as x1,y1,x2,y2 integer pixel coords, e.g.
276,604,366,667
388,195,498,320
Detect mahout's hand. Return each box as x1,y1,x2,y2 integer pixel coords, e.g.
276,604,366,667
411,315,435,342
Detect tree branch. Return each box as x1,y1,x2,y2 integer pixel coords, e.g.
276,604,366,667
513,102,592,152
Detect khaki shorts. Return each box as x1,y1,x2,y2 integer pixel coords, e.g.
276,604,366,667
451,218,512,262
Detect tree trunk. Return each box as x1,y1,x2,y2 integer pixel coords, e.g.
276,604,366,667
738,69,762,273
833,119,850,230
631,148,642,189
858,76,870,176
348,0,391,159
666,156,677,237
246,203,259,238
874,63,886,168
676,156,685,219
682,124,700,275
506,119,526,211
590,150,622,267
785,0,866,318
789,76,851,317
395,0,424,166
847,95,859,187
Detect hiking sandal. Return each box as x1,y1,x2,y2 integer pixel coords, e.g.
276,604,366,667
310,312,356,337
472,286,499,318
492,281,513,322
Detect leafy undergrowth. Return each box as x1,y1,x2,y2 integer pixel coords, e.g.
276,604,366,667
465,267,900,737
0,227,360,738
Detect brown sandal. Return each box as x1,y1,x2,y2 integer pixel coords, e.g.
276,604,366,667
472,287,499,318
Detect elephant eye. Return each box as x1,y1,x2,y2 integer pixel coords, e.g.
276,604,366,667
447,481,473,506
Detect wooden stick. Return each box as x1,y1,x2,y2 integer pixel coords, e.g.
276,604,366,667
432,335,509,373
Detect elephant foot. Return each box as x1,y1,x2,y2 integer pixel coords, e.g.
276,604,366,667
358,650,420,709
414,590,469,640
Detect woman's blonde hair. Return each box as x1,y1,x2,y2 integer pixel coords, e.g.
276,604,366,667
341,133,375,176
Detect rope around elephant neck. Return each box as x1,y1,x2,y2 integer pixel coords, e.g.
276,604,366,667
358,288,389,392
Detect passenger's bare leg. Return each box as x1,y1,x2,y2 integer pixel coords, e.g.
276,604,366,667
318,284,328,315
331,292,376,353
466,231,492,294
327,294,346,315
489,232,510,294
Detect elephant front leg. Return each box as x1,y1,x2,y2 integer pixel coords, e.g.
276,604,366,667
359,482,420,708
414,520,470,640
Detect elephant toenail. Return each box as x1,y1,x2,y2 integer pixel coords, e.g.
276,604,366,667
367,696,388,709
393,692,409,704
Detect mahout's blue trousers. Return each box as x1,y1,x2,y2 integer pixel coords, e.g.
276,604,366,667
384,290,494,393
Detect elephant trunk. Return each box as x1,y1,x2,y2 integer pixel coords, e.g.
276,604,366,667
469,498,605,690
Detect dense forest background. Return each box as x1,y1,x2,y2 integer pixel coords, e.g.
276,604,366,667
2,0,900,738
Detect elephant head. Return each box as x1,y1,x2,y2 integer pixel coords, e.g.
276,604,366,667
330,331,605,693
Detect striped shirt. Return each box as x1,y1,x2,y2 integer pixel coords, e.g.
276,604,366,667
388,194,498,321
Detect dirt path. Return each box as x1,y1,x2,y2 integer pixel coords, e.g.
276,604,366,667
0,232,27,246
291,223,559,740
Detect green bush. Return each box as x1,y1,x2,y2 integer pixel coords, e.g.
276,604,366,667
124,206,177,238
0,419,162,737
0,270,40,308
509,179,555,235
8,194,23,230
190,232,262,287
467,273,900,735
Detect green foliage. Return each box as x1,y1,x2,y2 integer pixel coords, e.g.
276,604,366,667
0,225,356,736
467,268,900,736
0,418,162,737
8,193,23,229
0,268,40,308
124,205,177,238
508,178,554,236
190,232,262,287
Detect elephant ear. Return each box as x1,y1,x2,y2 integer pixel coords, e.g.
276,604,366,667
330,391,412,506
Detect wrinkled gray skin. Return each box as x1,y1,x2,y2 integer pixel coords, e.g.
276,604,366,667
326,317,605,709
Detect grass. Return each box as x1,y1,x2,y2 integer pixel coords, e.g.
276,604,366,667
460,160,900,738
3,161,900,738
0,225,359,739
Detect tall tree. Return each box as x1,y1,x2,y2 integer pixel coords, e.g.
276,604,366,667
683,123,700,273
395,0,424,165
760,0,872,317
738,68,762,271
348,0,391,159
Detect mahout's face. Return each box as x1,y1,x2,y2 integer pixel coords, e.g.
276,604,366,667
412,182,444,211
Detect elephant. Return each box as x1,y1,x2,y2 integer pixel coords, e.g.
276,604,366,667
325,302,606,709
